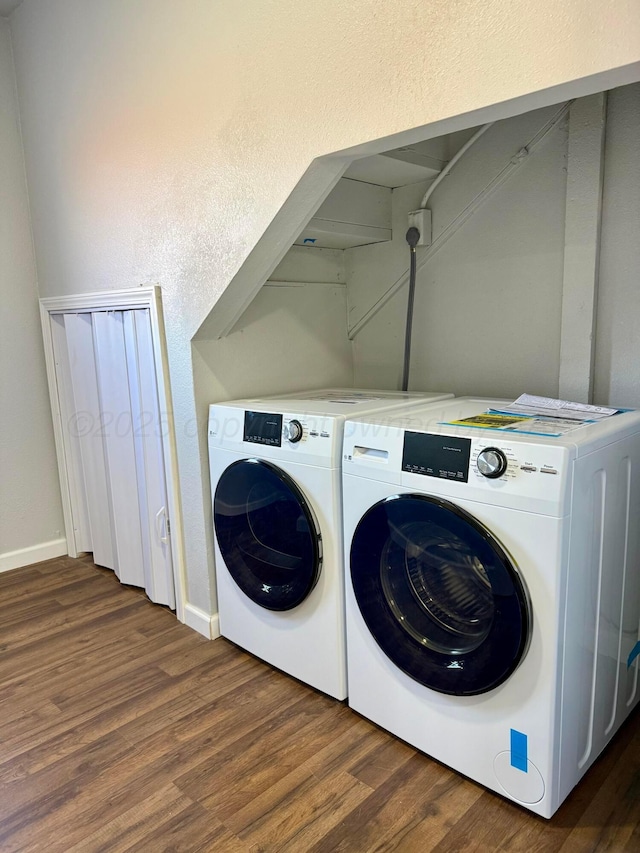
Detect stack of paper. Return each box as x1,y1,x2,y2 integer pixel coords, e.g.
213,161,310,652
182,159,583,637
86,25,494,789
490,394,619,422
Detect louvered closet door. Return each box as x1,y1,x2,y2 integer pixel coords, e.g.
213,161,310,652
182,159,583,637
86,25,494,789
50,314,95,557
124,310,174,607
56,309,175,608
63,313,116,571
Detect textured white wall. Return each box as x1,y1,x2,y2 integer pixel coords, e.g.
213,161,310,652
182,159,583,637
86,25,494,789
0,19,63,559
196,245,351,410
349,105,569,398
349,86,640,408
8,0,640,612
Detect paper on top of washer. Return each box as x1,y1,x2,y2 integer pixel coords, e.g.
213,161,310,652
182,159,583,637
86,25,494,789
443,412,589,437
489,394,620,422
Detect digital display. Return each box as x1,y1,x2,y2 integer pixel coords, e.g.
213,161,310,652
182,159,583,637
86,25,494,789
402,432,471,481
244,411,283,446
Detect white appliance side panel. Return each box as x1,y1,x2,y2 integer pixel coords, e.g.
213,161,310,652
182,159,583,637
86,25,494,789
210,447,346,699
342,473,567,818
559,434,640,801
63,312,116,571
125,310,175,608
621,459,640,712
92,311,145,587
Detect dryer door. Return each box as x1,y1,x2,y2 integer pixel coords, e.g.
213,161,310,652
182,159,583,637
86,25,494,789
350,494,531,695
214,459,322,611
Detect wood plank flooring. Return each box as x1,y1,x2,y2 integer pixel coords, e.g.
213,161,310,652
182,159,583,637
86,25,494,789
0,555,639,852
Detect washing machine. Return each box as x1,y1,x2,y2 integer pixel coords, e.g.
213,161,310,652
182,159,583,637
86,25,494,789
208,388,453,700
342,396,640,817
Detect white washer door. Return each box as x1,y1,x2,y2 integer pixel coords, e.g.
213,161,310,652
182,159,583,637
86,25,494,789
350,493,531,695
214,458,322,611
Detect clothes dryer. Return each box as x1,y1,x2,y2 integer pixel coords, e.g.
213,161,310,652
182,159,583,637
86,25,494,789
208,388,453,700
342,397,640,816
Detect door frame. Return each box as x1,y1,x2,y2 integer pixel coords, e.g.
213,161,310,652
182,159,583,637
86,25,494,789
39,285,186,623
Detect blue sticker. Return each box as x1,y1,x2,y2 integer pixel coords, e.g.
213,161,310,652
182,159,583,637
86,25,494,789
627,641,640,669
510,729,528,773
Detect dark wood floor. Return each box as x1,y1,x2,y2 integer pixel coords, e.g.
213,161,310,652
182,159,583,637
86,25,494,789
0,557,639,852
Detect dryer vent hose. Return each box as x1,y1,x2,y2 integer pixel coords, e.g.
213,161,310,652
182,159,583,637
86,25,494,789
401,227,420,392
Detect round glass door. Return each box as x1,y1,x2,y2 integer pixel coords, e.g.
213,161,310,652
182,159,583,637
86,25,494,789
350,494,531,695
214,459,322,611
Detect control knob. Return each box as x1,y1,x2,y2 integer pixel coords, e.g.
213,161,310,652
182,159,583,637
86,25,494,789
285,420,304,443
477,447,508,479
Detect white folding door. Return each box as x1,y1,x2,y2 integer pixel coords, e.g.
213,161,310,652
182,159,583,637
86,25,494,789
51,309,175,608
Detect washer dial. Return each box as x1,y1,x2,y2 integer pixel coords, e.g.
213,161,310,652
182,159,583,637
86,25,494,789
477,447,508,479
285,420,304,443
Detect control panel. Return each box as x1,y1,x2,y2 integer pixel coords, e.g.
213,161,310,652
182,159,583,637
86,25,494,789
401,430,566,489
244,411,283,446
282,416,332,445
470,443,518,482
402,432,471,481
469,441,563,483
209,406,338,466
240,411,334,447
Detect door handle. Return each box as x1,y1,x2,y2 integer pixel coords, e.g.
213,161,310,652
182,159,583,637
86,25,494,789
155,506,169,544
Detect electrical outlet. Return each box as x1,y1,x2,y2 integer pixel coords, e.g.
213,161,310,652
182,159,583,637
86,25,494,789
407,209,432,246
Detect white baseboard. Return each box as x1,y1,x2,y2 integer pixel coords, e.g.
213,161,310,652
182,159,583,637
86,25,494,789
0,537,68,574
183,603,221,639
